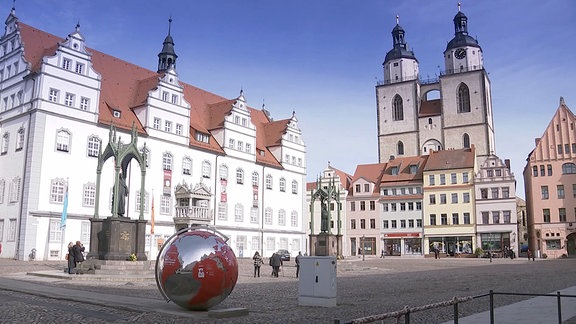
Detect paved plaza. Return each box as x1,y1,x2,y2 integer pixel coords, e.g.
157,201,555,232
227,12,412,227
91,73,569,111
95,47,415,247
0,256,575,323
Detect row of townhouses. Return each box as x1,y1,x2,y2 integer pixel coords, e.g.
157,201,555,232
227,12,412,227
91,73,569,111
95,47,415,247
308,147,519,258
0,7,307,261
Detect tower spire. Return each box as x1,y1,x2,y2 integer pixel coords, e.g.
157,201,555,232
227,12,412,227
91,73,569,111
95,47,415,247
157,17,178,73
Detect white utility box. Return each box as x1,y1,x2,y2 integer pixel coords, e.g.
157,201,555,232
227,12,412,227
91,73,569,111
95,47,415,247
298,256,337,307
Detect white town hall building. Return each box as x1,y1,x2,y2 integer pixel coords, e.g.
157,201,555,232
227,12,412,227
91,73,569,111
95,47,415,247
0,7,307,261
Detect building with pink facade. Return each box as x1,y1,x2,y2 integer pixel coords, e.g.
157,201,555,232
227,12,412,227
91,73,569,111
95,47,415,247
523,97,576,258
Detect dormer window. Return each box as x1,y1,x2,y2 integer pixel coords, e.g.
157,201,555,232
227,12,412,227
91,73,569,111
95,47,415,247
113,110,121,118
409,165,418,174
195,131,210,143
391,166,399,175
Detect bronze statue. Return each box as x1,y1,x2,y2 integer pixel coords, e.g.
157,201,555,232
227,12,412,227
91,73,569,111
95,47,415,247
113,171,129,216
320,198,329,232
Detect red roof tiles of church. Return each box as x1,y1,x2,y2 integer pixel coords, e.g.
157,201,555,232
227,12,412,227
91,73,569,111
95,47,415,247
419,99,441,117
19,22,286,166
423,147,475,171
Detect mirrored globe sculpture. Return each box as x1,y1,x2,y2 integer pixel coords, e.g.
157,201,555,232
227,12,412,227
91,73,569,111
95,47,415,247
155,226,238,310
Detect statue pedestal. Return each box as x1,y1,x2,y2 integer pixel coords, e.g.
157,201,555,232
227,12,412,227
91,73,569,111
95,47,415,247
310,233,342,257
88,217,148,261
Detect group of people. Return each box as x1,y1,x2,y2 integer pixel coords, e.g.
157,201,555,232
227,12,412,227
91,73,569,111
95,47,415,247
67,241,85,274
252,251,302,278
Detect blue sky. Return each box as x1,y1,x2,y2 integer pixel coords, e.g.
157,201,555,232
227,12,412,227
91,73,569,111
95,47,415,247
11,1,576,198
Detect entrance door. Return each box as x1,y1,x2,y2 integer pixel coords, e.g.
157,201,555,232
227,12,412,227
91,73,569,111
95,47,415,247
568,233,576,256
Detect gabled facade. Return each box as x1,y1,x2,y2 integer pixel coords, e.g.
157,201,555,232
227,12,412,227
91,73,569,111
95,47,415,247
347,163,385,257
423,147,476,255
0,8,306,261
376,6,495,167
523,97,576,258
379,155,427,256
474,155,518,253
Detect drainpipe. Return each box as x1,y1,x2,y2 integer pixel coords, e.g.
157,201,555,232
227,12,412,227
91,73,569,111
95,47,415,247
260,164,265,256
15,77,35,260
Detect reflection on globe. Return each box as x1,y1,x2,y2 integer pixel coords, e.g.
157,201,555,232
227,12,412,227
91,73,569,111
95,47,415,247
155,227,238,310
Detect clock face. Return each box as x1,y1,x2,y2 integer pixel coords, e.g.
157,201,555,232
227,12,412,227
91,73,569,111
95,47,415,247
455,48,466,59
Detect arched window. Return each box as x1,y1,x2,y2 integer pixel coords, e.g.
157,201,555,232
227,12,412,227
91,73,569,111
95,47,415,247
182,157,192,175
219,164,228,180
397,141,404,155
463,133,470,148
1,133,8,154
87,136,101,157
266,174,273,189
56,129,71,152
457,83,470,113
279,178,286,192
562,163,576,174
162,153,172,170
252,172,259,187
392,95,403,121
16,128,25,151
428,118,432,125
202,161,211,178
236,168,244,184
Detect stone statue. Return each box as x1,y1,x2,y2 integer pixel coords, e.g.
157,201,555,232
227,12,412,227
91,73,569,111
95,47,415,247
113,171,129,216
320,199,329,232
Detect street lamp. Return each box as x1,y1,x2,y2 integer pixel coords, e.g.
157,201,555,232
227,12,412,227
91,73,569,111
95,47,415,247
362,235,365,261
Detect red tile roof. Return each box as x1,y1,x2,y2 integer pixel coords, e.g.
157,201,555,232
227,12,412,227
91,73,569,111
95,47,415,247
19,22,286,166
423,147,475,171
419,99,441,117
380,155,428,184
352,163,385,184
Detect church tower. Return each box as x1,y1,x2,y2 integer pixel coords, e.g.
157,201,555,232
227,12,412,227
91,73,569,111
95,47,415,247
376,5,495,165
439,4,495,164
376,16,421,161
157,18,178,73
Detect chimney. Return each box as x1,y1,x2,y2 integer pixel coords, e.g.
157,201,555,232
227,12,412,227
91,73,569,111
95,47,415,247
389,155,395,161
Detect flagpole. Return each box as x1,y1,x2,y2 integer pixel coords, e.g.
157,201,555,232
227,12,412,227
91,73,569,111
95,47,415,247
60,178,69,260
150,190,155,260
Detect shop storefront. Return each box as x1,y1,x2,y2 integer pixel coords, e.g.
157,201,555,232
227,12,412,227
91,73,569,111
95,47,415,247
382,233,422,256
479,233,510,253
428,236,473,256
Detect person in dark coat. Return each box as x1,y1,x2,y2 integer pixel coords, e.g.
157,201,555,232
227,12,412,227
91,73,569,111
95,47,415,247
270,252,282,277
72,241,85,274
67,242,75,274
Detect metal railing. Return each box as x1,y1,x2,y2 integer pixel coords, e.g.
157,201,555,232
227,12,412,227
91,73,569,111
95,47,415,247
174,206,212,221
334,290,576,324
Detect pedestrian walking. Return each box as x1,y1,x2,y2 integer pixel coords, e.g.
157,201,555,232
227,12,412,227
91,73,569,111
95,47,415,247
252,251,263,277
434,247,440,259
270,252,282,277
527,249,532,261
380,249,385,258
295,251,302,278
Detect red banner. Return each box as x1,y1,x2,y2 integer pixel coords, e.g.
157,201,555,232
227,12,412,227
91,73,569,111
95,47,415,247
220,179,227,202
163,170,172,195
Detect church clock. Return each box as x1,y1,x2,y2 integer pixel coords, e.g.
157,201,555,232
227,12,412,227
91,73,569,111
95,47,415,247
454,48,466,59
